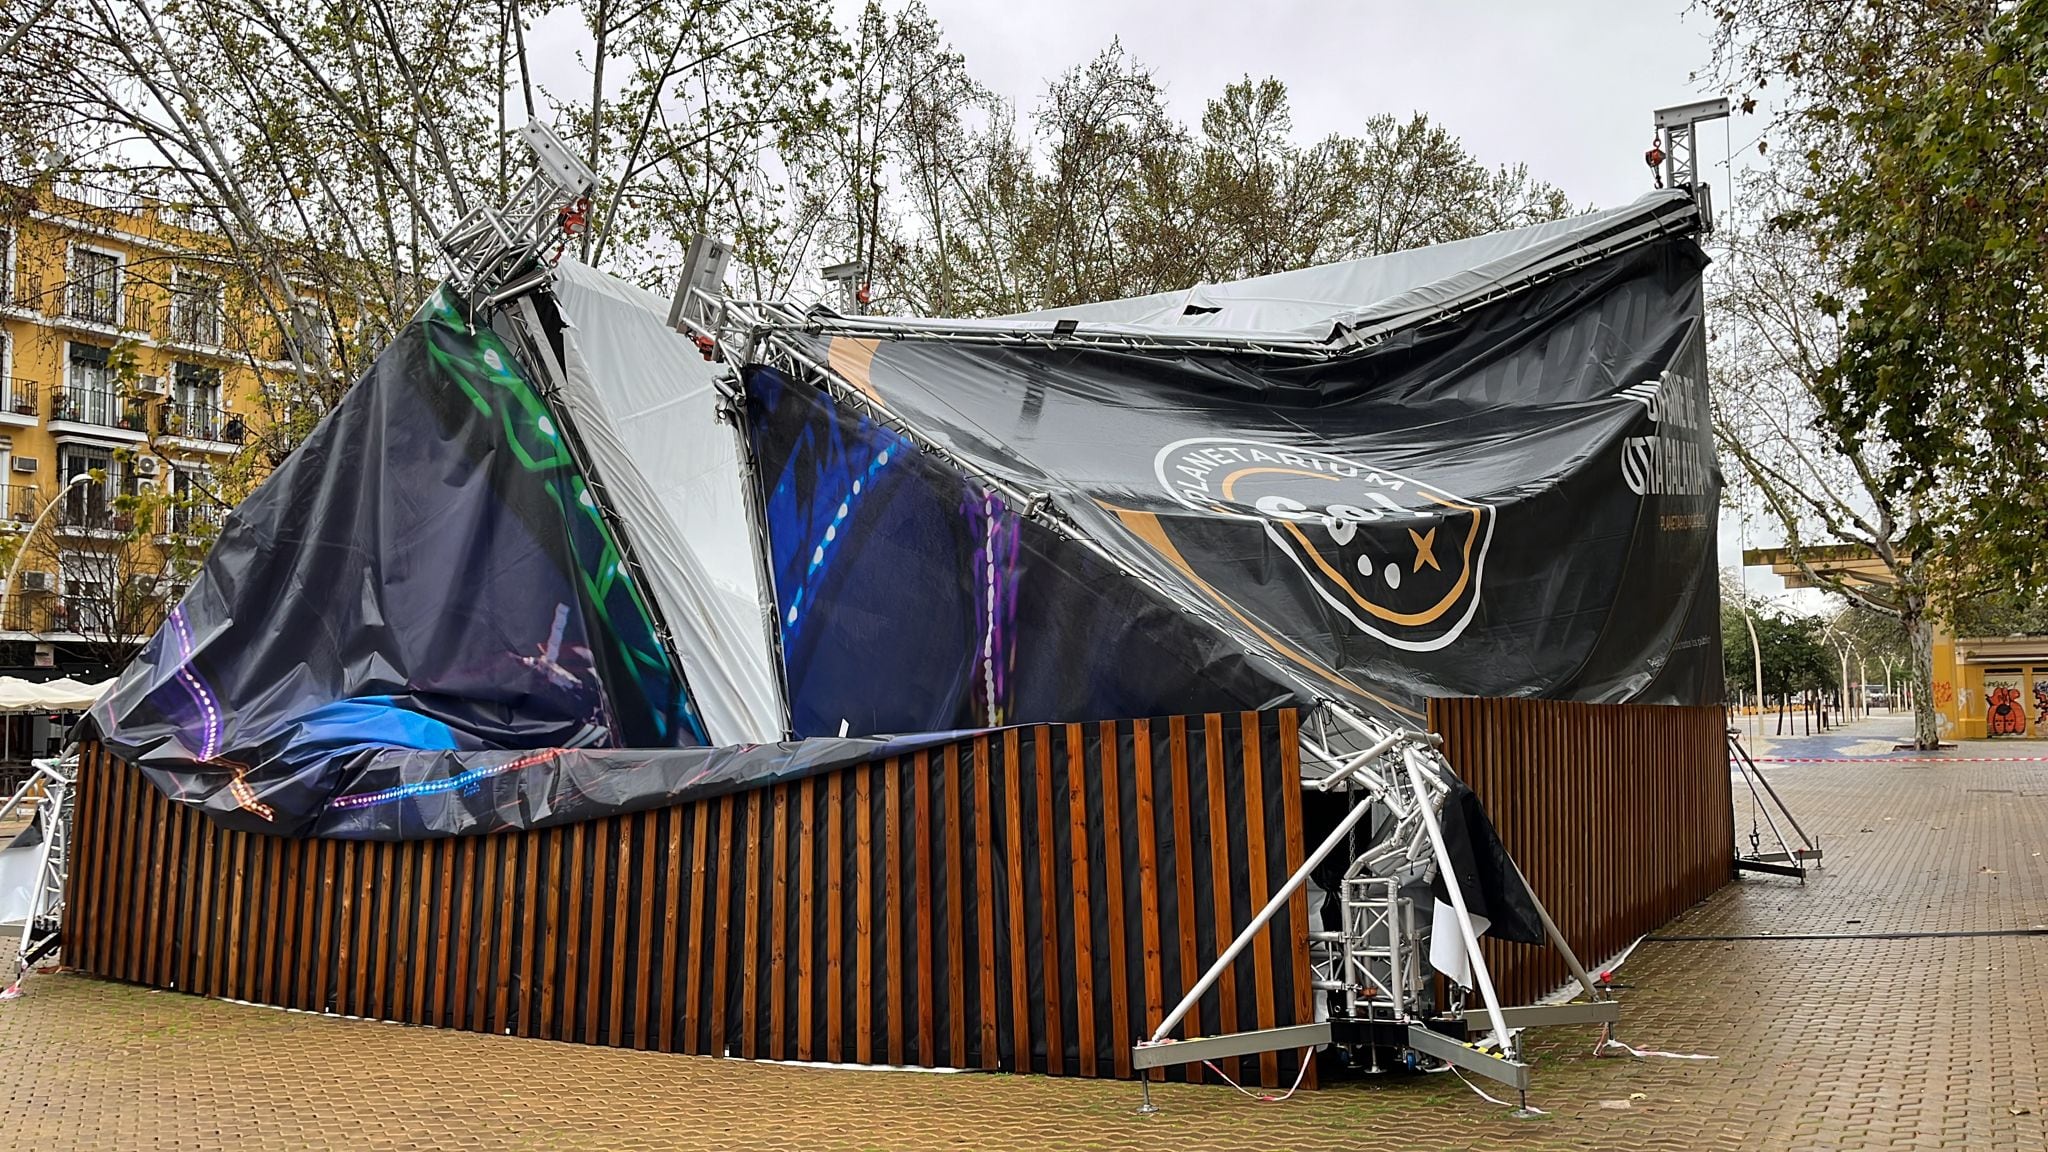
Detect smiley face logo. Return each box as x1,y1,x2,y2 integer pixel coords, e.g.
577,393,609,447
1154,438,1494,651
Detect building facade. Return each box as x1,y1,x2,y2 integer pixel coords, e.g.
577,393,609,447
1744,546,2048,740
0,187,318,692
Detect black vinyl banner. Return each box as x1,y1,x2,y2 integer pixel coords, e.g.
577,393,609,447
809,238,1723,725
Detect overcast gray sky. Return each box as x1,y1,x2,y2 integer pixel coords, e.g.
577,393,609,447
896,0,1738,212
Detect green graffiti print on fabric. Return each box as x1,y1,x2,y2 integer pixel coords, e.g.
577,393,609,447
417,288,707,746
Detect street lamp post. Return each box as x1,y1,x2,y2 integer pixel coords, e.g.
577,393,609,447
1,473,95,636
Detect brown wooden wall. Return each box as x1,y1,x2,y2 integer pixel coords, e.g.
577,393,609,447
67,711,1314,1086
1428,697,1732,1006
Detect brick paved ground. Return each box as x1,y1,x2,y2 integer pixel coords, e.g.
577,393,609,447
3,719,2047,1150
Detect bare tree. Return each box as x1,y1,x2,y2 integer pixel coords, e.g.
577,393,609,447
1710,173,1946,747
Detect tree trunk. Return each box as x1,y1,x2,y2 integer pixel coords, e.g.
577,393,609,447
1905,599,1940,750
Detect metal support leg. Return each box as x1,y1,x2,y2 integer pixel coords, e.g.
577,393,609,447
1404,750,1513,1051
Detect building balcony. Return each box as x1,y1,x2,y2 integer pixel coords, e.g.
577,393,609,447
11,273,156,337
0,377,38,420
160,400,243,444
168,501,225,537
1,483,40,527
50,386,149,433
55,498,133,534
167,306,224,349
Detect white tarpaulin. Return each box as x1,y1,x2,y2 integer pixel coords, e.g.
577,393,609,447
549,259,784,745
0,676,108,713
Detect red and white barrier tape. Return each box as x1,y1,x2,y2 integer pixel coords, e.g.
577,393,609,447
1754,755,2048,764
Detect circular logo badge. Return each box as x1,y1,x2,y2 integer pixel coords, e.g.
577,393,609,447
1154,438,1494,651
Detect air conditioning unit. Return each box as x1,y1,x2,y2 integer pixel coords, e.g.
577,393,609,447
10,456,35,473
18,571,53,593
136,374,170,397
131,455,159,477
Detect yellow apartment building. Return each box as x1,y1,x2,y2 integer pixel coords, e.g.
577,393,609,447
0,185,326,722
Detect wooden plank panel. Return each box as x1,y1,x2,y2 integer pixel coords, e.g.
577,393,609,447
431,836,458,1028
558,823,586,1039
1277,709,1316,1089
138,771,167,986
1098,721,1132,1079
914,750,935,1067
333,842,358,1016
634,810,658,1050
1033,732,1062,1075
1064,724,1095,1077
824,774,843,1061
741,789,764,1059
855,765,875,1065
609,816,634,1046
944,741,967,1069
1001,730,1032,1072
1240,711,1279,1087
1132,719,1164,1081
710,795,736,1056
266,819,291,1007
363,840,391,1020
530,831,557,1039
585,818,612,1045
971,736,998,1069
1203,712,1240,1083
884,761,904,1067
309,837,334,1012
659,810,686,1052
685,800,713,1054
110,756,137,980
372,840,397,1019
770,786,791,1060
493,833,517,1036
1167,715,1201,1084
794,778,815,1061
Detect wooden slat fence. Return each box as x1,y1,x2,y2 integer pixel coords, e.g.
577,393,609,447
68,711,1314,1085
1428,697,1732,1006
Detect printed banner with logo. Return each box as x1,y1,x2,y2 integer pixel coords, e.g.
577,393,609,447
779,238,1722,730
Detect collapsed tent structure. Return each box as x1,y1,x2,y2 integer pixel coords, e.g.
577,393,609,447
68,136,1722,1097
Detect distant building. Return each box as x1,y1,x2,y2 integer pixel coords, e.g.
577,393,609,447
1744,546,2048,740
0,184,327,689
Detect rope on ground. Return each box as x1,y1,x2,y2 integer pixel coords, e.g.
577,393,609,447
1200,1047,1315,1104
1446,1064,1547,1115
1595,1024,1717,1062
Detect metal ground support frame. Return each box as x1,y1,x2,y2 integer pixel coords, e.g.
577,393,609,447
0,755,74,986
1728,730,1822,880
1128,706,1610,1111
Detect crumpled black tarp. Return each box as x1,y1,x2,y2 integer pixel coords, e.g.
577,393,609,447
792,238,1724,729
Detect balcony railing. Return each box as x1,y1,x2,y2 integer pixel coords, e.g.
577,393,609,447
161,400,242,443
169,501,225,537
169,302,224,347
1,483,38,525
56,496,129,533
0,377,36,419
51,386,148,431
53,279,154,334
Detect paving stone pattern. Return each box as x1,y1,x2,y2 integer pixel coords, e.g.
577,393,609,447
3,722,2046,1150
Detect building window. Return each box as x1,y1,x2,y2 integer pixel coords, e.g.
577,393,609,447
67,247,121,326
59,443,114,529
170,272,223,346
57,552,113,635
59,342,135,428
170,464,220,536
170,363,225,440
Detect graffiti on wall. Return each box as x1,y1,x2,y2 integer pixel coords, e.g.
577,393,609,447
1986,671,2027,737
